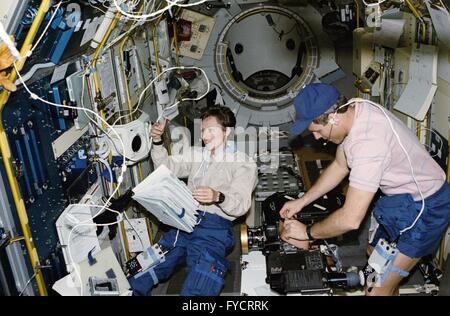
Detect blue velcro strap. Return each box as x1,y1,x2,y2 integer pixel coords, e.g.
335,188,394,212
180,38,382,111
148,268,158,285
374,243,396,261
87,248,97,266
379,262,410,285
147,246,159,263
386,264,409,278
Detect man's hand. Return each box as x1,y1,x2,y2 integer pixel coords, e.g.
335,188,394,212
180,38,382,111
0,35,17,92
150,120,166,142
281,219,310,248
279,220,310,250
279,198,306,219
192,186,219,204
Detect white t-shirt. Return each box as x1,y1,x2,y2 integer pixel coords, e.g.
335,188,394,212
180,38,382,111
340,100,445,200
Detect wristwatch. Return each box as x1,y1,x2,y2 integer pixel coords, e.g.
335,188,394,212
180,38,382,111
306,224,315,240
215,191,225,204
152,138,164,145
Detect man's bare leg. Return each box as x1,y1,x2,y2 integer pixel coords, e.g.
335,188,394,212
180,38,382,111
366,251,419,296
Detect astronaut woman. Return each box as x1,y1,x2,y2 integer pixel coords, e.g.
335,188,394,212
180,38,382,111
129,105,257,296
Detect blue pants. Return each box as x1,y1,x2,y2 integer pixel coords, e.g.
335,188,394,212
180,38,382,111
129,212,234,296
371,182,450,258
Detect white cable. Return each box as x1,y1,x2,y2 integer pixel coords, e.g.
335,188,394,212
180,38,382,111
112,66,211,127
112,0,210,21
0,21,21,60
100,0,177,62
18,268,38,296
80,69,116,159
361,0,387,7
88,0,108,14
347,98,425,236
112,66,177,125
79,69,124,169
94,136,112,159
7,1,65,62
101,1,110,10
192,149,209,188
97,158,114,195
14,63,128,172
165,0,209,7
80,67,138,162
101,0,166,52
14,62,129,295
30,1,63,54
112,0,178,20
173,229,180,247
15,62,128,194
102,22,139,52
146,66,211,154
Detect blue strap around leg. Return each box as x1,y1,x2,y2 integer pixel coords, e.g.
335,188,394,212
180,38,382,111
374,242,397,261
378,263,410,285
148,268,159,285
386,264,409,278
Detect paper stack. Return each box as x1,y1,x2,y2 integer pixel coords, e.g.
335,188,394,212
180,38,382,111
132,165,199,232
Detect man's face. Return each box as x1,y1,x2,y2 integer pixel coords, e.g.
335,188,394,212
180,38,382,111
308,117,344,144
201,116,228,152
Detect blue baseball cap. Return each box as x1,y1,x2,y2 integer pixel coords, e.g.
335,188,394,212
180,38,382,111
290,83,340,135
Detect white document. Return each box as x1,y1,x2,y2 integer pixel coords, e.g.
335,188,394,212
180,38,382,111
394,45,438,120
132,165,199,232
55,204,101,270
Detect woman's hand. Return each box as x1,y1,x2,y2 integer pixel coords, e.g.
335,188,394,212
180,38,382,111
150,120,166,142
192,186,219,204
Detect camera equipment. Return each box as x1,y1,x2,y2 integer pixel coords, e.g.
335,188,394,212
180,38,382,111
266,249,362,295
240,191,360,295
240,191,345,254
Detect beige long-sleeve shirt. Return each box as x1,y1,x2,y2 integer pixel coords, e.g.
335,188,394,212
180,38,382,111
151,143,258,221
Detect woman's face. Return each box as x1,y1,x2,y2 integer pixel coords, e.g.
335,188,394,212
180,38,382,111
201,116,229,152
